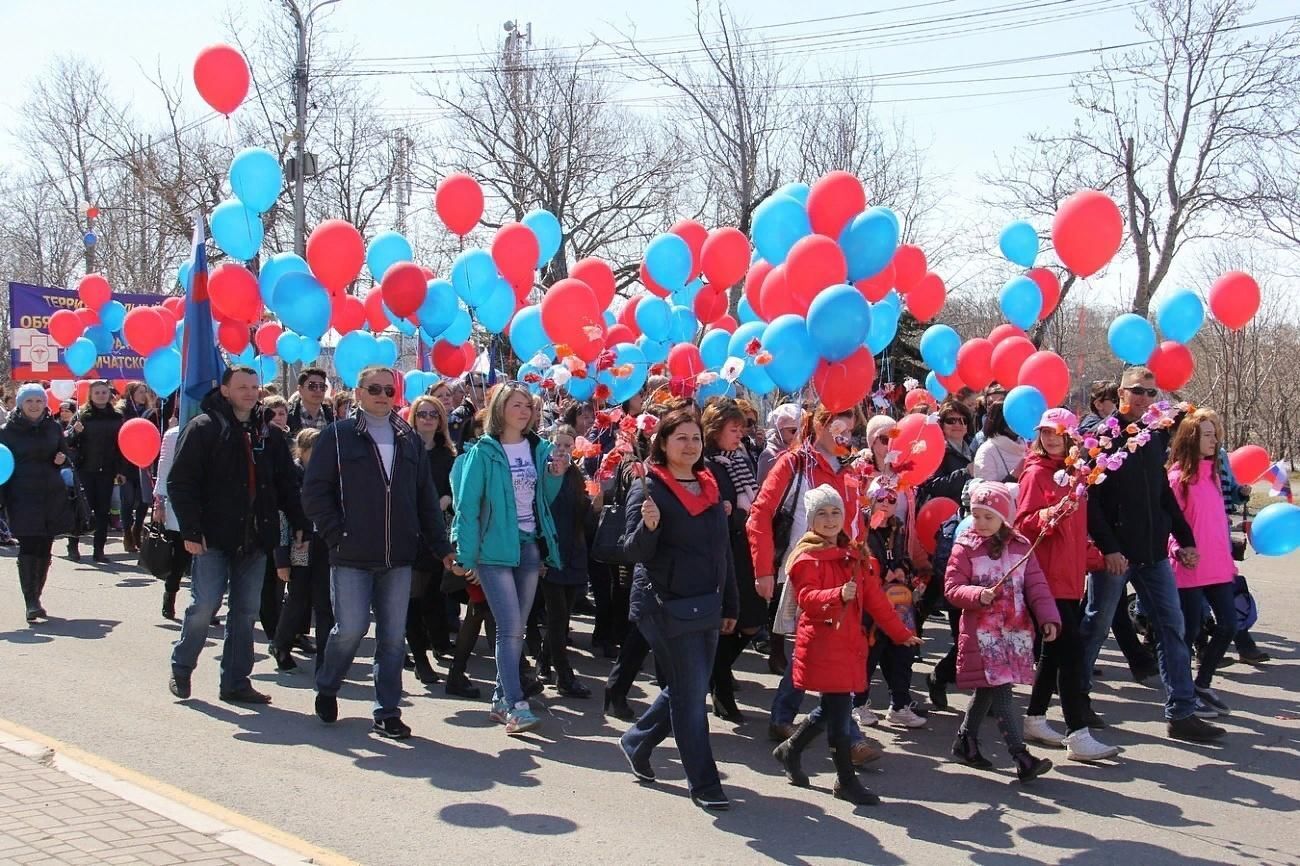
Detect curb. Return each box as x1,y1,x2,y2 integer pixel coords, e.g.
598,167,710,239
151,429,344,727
0,716,358,866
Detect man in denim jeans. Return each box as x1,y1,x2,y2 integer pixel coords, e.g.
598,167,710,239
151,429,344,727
1084,366,1224,742
302,366,451,740
167,367,307,704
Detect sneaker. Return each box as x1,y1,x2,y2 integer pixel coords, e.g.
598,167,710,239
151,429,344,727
619,735,655,782
888,706,926,729
488,698,510,724
1024,715,1067,748
505,702,541,735
315,694,338,724
855,705,880,727
168,674,191,700
691,786,730,811
219,686,271,705
1195,686,1231,716
1191,698,1219,719
1168,714,1225,742
372,717,412,740
1064,728,1120,762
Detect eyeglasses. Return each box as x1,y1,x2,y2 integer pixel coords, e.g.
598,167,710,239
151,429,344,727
414,410,441,420
941,416,967,426
1123,386,1159,397
303,382,327,392
364,385,396,397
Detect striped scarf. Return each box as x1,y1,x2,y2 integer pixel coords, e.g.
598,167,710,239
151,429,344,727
716,447,758,503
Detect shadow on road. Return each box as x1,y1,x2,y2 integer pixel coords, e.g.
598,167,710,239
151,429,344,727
0,617,119,644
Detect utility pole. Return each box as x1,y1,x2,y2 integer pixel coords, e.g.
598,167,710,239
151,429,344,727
279,0,339,256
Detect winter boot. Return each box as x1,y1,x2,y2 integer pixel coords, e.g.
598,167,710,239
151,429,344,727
66,537,81,562
831,739,880,805
951,730,993,769
768,634,788,676
123,525,139,554
772,716,826,787
1012,747,1053,782
18,555,41,622
34,557,50,619
161,591,177,621
412,650,440,685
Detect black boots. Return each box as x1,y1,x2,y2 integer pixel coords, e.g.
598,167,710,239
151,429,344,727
412,650,440,685
951,730,993,769
772,716,826,787
66,537,81,562
1012,747,1053,782
18,554,50,622
161,591,176,620
768,634,788,676
711,632,750,723
831,740,879,805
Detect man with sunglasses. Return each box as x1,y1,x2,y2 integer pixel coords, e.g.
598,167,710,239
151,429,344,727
287,367,334,434
302,365,452,739
1083,366,1222,742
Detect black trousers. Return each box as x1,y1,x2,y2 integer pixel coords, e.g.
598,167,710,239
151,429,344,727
407,569,451,655
273,540,332,670
162,531,193,594
260,555,283,642
1027,599,1088,732
17,536,54,557
932,608,961,686
539,581,580,680
82,471,115,552
606,622,653,697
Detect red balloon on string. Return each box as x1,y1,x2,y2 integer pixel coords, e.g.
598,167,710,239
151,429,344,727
363,287,389,332
1208,271,1260,331
905,272,946,322
855,261,895,303
217,320,250,354
45,389,60,413
786,234,847,311
306,220,364,292
491,223,540,287
1026,268,1062,320
988,323,1028,346
905,388,937,414
155,305,179,335
74,308,99,329
760,265,802,320
380,262,427,319
639,261,670,298
77,274,112,311
617,295,643,337
713,314,738,333
744,260,773,320
956,338,995,391
193,44,250,115
571,258,617,311
892,245,928,294
254,322,283,355
669,219,709,280
667,343,705,380
330,294,366,336
48,309,85,348
435,173,484,237
891,413,945,486
1228,445,1271,485
1052,189,1123,277
937,370,966,395
1148,340,1195,391
119,418,162,468
991,336,1035,388
701,227,750,289
1018,350,1070,406
209,263,262,323
807,171,866,238
813,347,875,412
122,307,171,356
432,340,471,377
916,497,959,553
605,324,635,346
541,278,601,346
694,285,728,324
162,297,186,320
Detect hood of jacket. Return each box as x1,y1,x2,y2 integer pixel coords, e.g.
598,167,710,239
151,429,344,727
954,525,1029,553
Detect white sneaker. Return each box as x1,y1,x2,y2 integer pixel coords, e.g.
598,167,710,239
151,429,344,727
888,706,927,729
1024,715,1067,748
1064,728,1120,762
855,705,880,727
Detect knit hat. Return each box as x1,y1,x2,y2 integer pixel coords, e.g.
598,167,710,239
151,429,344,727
1037,407,1078,432
969,480,1015,526
15,383,47,407
803,483,844,517
865,414,897,444
767,402,803,431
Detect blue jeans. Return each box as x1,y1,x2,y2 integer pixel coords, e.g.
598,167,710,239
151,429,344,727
812,693,857,745
171,548,267,693
1078,569,1129,692
621,611,721,795
476,542,541,707
1124,560,1196,720
773,660,865,743
316,565,412,720
1178,580,1237,689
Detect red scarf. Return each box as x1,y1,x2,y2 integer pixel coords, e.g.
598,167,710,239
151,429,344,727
647,463,720,517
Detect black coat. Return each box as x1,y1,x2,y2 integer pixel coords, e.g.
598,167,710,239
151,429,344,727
414,439,456,575
546,465,595,586
0,410,74,538
67,403,126,475
301,411,450,570
917,441,972,506
167,389,307,555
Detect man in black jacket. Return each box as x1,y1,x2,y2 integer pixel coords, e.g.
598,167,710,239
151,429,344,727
167,366,307,705
302,365,452,739
1084,365,1222,743
286,366,334,434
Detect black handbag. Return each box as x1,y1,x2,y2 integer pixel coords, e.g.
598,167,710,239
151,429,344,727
138,522,173,579
591,464,634,566
770,453,806,568
655,589,722,637
65,464,92,535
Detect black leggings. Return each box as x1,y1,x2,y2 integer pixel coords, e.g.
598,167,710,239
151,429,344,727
932,609,961,686
1027,599,1088,731
17,536,54,557
82,470,115,551
539,581,580,680
162,532,193,594
961,684,1025,753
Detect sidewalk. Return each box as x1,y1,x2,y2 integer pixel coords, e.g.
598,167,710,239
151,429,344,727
0,721,351,866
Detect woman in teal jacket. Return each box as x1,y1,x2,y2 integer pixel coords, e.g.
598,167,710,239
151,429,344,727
451,382,561,735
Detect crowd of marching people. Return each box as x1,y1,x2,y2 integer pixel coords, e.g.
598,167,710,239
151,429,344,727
0,361,1274,811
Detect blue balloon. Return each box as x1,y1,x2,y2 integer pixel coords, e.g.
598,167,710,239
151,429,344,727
926,371,948,401
83,232,97,246
1000,276,1042,330
451,249,500,306
375,335,399,367
865,294,900,355
739,359,775,394
1250,502,1300,556
510,305,549,361
644,233,693,292
299,336,321,364
738,295,760,324
998,220,1039,268
474,280,515,333
808,284,872,362
383,301,417,336
404,370,426,397
751,195,811,266
336,331,379,387
173,320,184,350
522,209,562,269
695,378,733,402
1003,385,1047,440
956,515,974,536
699,328,731,370
668,305,699,344
727,321,765,360
99,300,127,333
840,208,900,281
229,147,282,214
775,182,810,206
761,314,817,392
875,288,901,319
1108,313,1157,364
276,331,304,364
259,253,310,307
418,279,458,338
232,345,256,367
366,231,413,283
671,278,703,309
255,354,278,385
636,335,670,364
144,347,181,395
919,324,961,376
210,198,263,261
177,261,193,292
603,310,617,327
275,272,331,339
567,376,596,401
442,307,472,346
635,296,673,342
1153,290,1205,344
609,342,648,405
65,337,97,376
0,444,12,485
85,325,114,355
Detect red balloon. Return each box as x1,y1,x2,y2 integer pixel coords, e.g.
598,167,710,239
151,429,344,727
605,324,636,346
667,343,705,380
461,342,478,371
956,339,995,391
937,370,966,395
541,278,601,346
122,307,170,356
434,173,484,237
1208,271,1260,331
904,388,937,413
363,287,389,332
855,261,895,303
254,322,283,355
491,223,540,286
1052,189,1123,277
307,220,364,292
209,263,262,323
1149,340,1195,391
1228,445,1271,485
329,294,366,337
639,261,670,298
786,234,848,311
193,44,249,115
813,347,876,412
571,327,607,362
916,497,959,553
991,336,1036,388
118,417,162,469
45,389,60,413
430,340,468,377
905,272,946,322
760,265,802,320
74,308,99,329
988,323,1028,346
617,295,643,337
155,305,179,335
380,262,427,318
162,297,186,320
1026,268,1062,320
892,245,928,294
744,260,774,320
75,381,91,404
694,285,728,324
713,314,738,333
218,320,250,354
669,219,708,281
77,274,112,311
891,413,945,486
807,171,866,239
701,227,750,289
48,309,85,348
1019,350,1070,406
571,258,617,311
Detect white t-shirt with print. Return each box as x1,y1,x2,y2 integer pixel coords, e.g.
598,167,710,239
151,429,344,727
502,440,537,533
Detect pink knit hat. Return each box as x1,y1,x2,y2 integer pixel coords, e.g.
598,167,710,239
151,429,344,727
969,480,1016,526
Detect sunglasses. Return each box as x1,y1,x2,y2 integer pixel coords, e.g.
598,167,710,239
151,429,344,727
414,410,441,420
941,416,967,426
364,385,396,397
303,382,327,392
1123,386,1159,397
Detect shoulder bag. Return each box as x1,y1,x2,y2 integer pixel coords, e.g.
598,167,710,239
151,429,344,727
591,463,634,566
138,522,173,579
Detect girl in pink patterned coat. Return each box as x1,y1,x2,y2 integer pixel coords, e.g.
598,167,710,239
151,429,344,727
944,481,1061,782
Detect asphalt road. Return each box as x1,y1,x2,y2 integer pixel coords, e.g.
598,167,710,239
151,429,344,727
2,543,1297,865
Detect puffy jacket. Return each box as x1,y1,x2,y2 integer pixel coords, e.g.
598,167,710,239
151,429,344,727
747,447,852,581
450,433,560,571
788,535,914,694
66,403,126,475
301,410,449,570
944,528,1060,690
973,435,1025,483
1168,460,1235,589
0,409,74,538
167,389,306,554
1015,451,1092,600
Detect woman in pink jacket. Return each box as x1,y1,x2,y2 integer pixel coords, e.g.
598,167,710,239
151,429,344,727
1166,409,1236,718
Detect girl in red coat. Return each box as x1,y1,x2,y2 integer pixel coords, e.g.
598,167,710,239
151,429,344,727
945,481,1061,782
773,484,920,806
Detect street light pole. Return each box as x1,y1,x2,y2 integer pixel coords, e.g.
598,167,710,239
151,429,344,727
279,0,339,257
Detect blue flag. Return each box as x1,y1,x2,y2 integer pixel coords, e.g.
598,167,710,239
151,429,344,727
179,217,225,426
